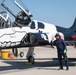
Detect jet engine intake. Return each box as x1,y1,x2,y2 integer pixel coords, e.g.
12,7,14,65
22,33,49,46
23,33,36,45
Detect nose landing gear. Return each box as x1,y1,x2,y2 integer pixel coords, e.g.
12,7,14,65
26,47,35,64
28,56,35,64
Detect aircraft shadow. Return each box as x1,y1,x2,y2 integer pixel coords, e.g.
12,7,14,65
0,59,76,72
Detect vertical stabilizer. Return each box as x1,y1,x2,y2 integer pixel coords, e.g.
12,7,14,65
70,18,76,31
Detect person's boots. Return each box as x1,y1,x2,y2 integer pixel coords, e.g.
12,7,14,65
58,67,63,70
66,66,69,70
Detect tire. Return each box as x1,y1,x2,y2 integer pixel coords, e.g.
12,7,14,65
20,52,24,57
28,56,35,64
12,48,18,57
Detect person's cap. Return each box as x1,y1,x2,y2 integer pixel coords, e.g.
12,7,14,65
55,33,60,37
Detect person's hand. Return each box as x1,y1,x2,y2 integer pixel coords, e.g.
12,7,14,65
64,49,67,54
50,41,54,48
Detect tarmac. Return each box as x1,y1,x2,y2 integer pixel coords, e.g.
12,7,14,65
0,46,76,75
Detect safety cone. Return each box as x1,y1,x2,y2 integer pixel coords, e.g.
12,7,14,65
9,53,14,59
0,51,1,58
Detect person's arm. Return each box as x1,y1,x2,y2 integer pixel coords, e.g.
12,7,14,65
50,40,56,48
61,39,66,50
61,39,67,54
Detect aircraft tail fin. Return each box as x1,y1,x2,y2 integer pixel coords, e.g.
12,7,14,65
70,18,76,31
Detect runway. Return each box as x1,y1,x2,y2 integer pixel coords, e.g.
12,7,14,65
0,46,76,75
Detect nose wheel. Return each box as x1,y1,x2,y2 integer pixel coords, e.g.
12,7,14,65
28,56,35,64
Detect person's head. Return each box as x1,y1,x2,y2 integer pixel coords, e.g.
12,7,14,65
55,33,60,39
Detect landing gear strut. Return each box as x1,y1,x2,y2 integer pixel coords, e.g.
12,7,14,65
26,47,35,64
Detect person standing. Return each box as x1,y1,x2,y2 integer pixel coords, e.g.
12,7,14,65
51,33,69,70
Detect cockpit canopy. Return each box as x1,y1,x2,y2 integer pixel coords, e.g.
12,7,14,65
0,6,9,21
1,0,32,26
0,6,11,28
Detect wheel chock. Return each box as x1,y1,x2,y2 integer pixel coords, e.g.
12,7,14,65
26,62,33,65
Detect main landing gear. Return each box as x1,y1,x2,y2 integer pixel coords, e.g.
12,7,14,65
26,47,35,64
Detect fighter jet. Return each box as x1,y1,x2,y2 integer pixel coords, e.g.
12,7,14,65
0,0,60,63
0,0,75,63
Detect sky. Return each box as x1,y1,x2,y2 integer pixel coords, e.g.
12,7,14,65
0,0,76,28
22,0,76,28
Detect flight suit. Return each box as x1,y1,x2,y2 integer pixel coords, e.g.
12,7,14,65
53,38,69,70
